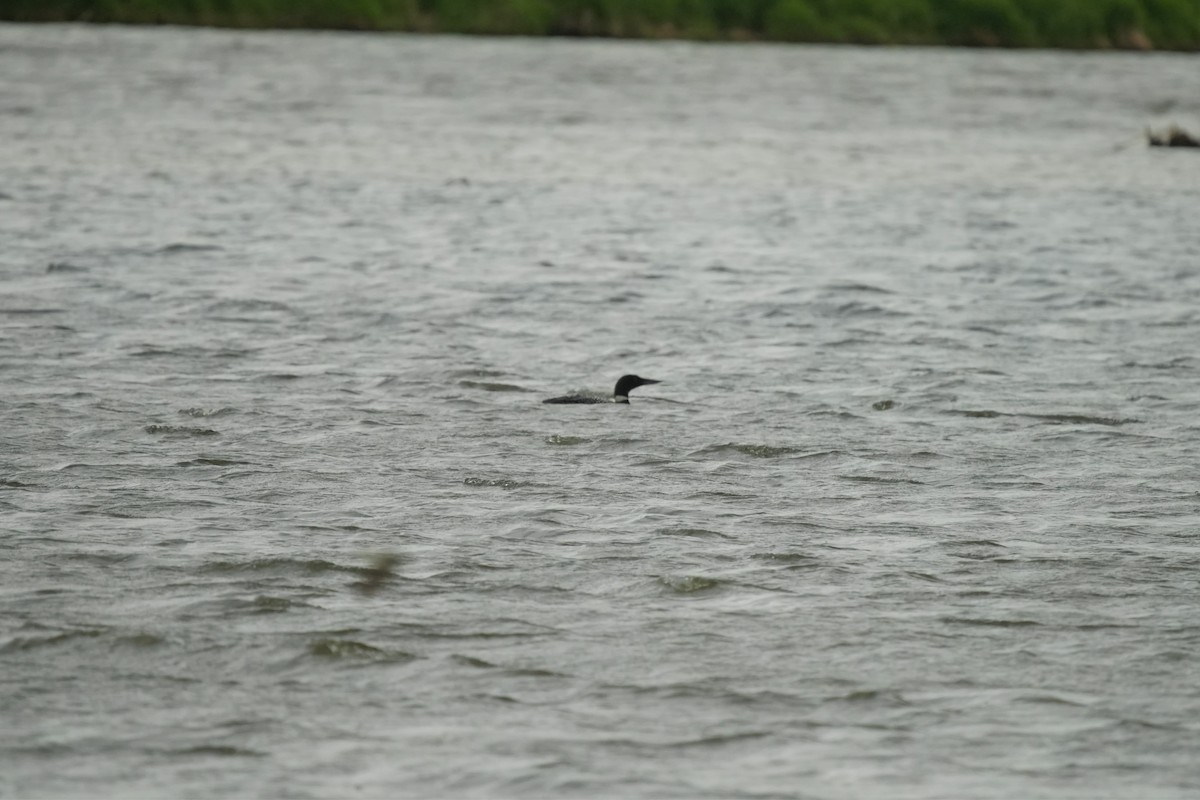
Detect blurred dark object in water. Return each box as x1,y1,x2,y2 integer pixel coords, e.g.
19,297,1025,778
1146,125,1200,148
352,553,400,596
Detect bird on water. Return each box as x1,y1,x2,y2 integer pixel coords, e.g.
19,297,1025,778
543,375,661,405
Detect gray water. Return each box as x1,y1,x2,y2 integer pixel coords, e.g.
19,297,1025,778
3,22,1200,799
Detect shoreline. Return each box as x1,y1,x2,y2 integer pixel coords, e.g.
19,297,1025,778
3,1,1200,52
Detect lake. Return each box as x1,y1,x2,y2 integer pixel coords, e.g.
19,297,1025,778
2,22,1199,798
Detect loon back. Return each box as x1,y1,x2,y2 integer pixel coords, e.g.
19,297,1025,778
542,374,661,405
542,394,610,405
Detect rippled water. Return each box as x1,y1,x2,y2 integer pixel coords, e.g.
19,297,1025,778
3,22,1200,799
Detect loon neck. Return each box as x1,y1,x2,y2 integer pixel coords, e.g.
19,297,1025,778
613,395,630,404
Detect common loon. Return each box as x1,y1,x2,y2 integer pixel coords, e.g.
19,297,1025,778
543,375,661,405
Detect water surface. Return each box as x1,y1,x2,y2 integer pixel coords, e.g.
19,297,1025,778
2,23,1200,799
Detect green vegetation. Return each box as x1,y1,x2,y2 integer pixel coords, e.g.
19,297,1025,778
4,0,1200,49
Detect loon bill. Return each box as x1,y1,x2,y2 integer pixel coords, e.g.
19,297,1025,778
543,374,662,405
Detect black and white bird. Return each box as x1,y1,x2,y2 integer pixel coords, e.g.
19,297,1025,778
542,374,661,405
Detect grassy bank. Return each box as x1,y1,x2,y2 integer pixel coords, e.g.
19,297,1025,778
4,0,1200,50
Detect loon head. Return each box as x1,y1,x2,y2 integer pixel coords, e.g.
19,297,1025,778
613,374,660,404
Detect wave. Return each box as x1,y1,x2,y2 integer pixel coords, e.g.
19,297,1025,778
949,409,1138,426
